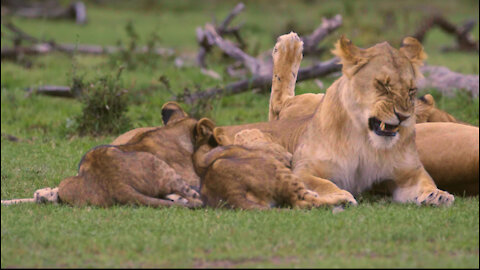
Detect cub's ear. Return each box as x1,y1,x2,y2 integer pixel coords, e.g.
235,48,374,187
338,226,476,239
399,37,427,67
195,118,216,139
331,35,368,77
418,94,435,106
161,101,188,125
213,127,232,146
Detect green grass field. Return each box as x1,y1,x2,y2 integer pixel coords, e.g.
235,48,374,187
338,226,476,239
1,0,479,268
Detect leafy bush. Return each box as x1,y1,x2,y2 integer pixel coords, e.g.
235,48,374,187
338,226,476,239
74,68,131,136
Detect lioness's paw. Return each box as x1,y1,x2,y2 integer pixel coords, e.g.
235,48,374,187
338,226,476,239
308,189,357,207
325,190,358,206
416,189,454,206
273,32,303,66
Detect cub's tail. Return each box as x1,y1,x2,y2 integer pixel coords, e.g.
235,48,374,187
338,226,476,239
1,187,59,205
269,32,303,121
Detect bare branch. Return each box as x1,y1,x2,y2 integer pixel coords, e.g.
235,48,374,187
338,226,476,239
177,58,341,104
302,14,343,54
218,2,245,34
413,15,478,52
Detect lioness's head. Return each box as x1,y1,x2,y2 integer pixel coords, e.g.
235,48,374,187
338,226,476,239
332,36,427,148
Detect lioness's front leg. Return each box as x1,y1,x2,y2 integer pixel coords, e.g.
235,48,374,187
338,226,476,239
295,170,358,206
392,167,454,206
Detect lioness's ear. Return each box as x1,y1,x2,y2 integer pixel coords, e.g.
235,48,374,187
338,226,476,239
161,101,188,125
399,37,427,67
331,35,368,77
213,127,232,146
196,118,216,139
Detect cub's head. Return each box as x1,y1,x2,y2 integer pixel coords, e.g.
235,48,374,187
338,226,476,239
332,36,427,148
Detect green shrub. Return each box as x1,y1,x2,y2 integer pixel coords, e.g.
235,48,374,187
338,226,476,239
75,68,131,136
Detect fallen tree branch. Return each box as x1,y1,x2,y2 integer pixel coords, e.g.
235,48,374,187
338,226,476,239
1,21,175,59
2,1,87,25
202,23,268,76
196,2,246,68
413,15,479,52
1,42,175,59
197,11,342,78
176,57,341,104
418,65,479,97
301,14,343,55
25,85,76,98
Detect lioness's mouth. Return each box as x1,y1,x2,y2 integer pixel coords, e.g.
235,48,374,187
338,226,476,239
368,117,399,137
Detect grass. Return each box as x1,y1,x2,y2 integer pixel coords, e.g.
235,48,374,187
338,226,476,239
1,0,479,268
1,197,478,268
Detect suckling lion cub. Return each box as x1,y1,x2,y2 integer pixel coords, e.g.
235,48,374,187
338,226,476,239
192,119,332,210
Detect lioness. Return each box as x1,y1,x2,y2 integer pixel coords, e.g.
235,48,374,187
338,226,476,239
192,119,330,209
218,33,459,206
2,102,203,208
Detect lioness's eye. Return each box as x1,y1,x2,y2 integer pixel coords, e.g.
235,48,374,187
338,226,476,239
376,79,390,93
409,88,417,96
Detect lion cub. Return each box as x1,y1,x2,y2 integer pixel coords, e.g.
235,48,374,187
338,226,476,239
2,102,203,208
192,118,328,210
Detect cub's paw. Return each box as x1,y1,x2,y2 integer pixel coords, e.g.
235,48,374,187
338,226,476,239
234,129,269,145
416,189,454,206
272,32,303,67
188,198,204,209
166,194,189,204
34,187,59,204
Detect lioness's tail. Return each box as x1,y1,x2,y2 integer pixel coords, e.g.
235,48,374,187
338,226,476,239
269,32,303,121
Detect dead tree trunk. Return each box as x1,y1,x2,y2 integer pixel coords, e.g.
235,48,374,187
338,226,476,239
177,58,341,104
418,65,479,97
413,15,479,52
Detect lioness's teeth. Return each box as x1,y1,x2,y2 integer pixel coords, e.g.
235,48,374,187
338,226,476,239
380,121,386,131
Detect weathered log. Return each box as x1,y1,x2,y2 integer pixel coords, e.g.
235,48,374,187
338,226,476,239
26,85,75,98
418,65,479,97
413,15,478,52
196,2,246,68
177,58,341,104
2,1,87,24
2,22,175,59
197,13,343,77
203,23,267,76
301,14,343,55
1,43,175,59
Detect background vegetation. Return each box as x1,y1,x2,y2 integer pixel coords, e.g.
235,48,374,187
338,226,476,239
1,0,478,267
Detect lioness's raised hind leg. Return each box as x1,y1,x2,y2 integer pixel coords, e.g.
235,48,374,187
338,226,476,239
269,32,303,121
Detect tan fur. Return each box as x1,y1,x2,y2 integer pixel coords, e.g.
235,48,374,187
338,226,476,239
415,122,479,195
57,103,203,208
269,32,304,121
218,34,459,206
111,101,188,145
192,120,336,210
414,94,458,123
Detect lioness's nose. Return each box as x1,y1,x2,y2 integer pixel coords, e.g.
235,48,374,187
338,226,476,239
394,110,410,123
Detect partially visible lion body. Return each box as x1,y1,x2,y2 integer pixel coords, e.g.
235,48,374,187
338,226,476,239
416,122,479,195
216,33,465,206
192,120,333,209
56,102,203,208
